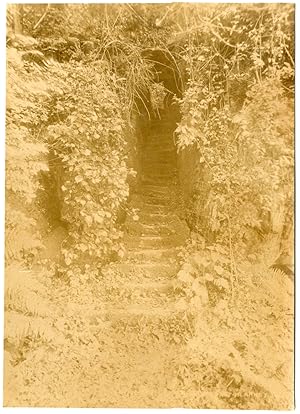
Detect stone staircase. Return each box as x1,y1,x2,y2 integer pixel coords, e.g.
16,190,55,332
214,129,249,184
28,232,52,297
94,115,192,404
101,114,189,318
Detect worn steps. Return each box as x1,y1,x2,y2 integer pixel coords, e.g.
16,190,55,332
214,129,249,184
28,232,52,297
141,172,176,179
102,262,179,280
125,223,177,237
142,167,176,176
126,248,178,263
134,212,182,226
141,197,171,206
125,235,184,249
130,205,170,216
95,116,192,398
141,177,177,186
139,184,171,192
131,194,170,205
125,222,177,236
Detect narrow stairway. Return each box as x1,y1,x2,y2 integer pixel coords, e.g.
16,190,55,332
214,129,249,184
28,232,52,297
95,114,192,406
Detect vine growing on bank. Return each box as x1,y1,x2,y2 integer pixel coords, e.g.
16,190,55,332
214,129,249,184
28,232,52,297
46,61,135,282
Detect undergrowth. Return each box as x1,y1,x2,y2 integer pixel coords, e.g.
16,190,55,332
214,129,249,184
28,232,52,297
5,4,294,409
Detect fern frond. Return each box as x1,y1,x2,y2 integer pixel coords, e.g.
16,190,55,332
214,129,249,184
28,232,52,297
268,266,288,279
5,311,62,345
5,208,44,264
252,262,294,305
5,266,50,317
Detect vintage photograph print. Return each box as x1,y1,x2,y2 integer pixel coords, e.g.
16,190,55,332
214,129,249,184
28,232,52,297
4,3,294,409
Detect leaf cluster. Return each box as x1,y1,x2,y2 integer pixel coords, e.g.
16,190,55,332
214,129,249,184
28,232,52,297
45,61,132,276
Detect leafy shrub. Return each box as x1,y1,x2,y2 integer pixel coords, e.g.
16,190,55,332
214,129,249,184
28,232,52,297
177,77,293,248
175,237,234,311
46,61,134,275
175,3,294,253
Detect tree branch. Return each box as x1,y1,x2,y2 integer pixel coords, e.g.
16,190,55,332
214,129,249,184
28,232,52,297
33,4,51,31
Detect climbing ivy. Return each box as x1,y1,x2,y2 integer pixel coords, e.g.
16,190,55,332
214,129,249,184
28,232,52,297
46,61,133,278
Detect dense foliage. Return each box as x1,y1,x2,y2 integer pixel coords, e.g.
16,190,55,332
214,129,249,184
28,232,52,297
6,0,294,311
46,61,132,279
5,4,294,409
175,4,294,252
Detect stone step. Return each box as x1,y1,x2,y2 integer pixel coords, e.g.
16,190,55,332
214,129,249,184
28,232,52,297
141,167,176,175
125,216,189,239
137,212,180,225
102,262,179,280
143,146,176,153
141,169,176,176
142,156,175,162
141,177,177,186
125,248,178,262
142,155,175,161
144,136,173,142
142,171,176,177
144,146,175,153
140,196,171,206
125,235,184,249
145,142,173,148
131,193,169,203
139,184,170,192
142,157,177,165
143,151,176,158
142,172,176,179
145,138,173,145
131,194,171,206
146,130,174,136
124,220,177,236
139,186,172,193
138,191,173,202
142,164,176,172
145,132,172,138
142,152,175,158
130,202,170,214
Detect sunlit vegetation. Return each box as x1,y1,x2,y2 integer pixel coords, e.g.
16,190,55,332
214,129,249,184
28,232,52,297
5,3,294,409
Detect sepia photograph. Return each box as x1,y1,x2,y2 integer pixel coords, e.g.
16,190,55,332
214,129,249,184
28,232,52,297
4,2,295,409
